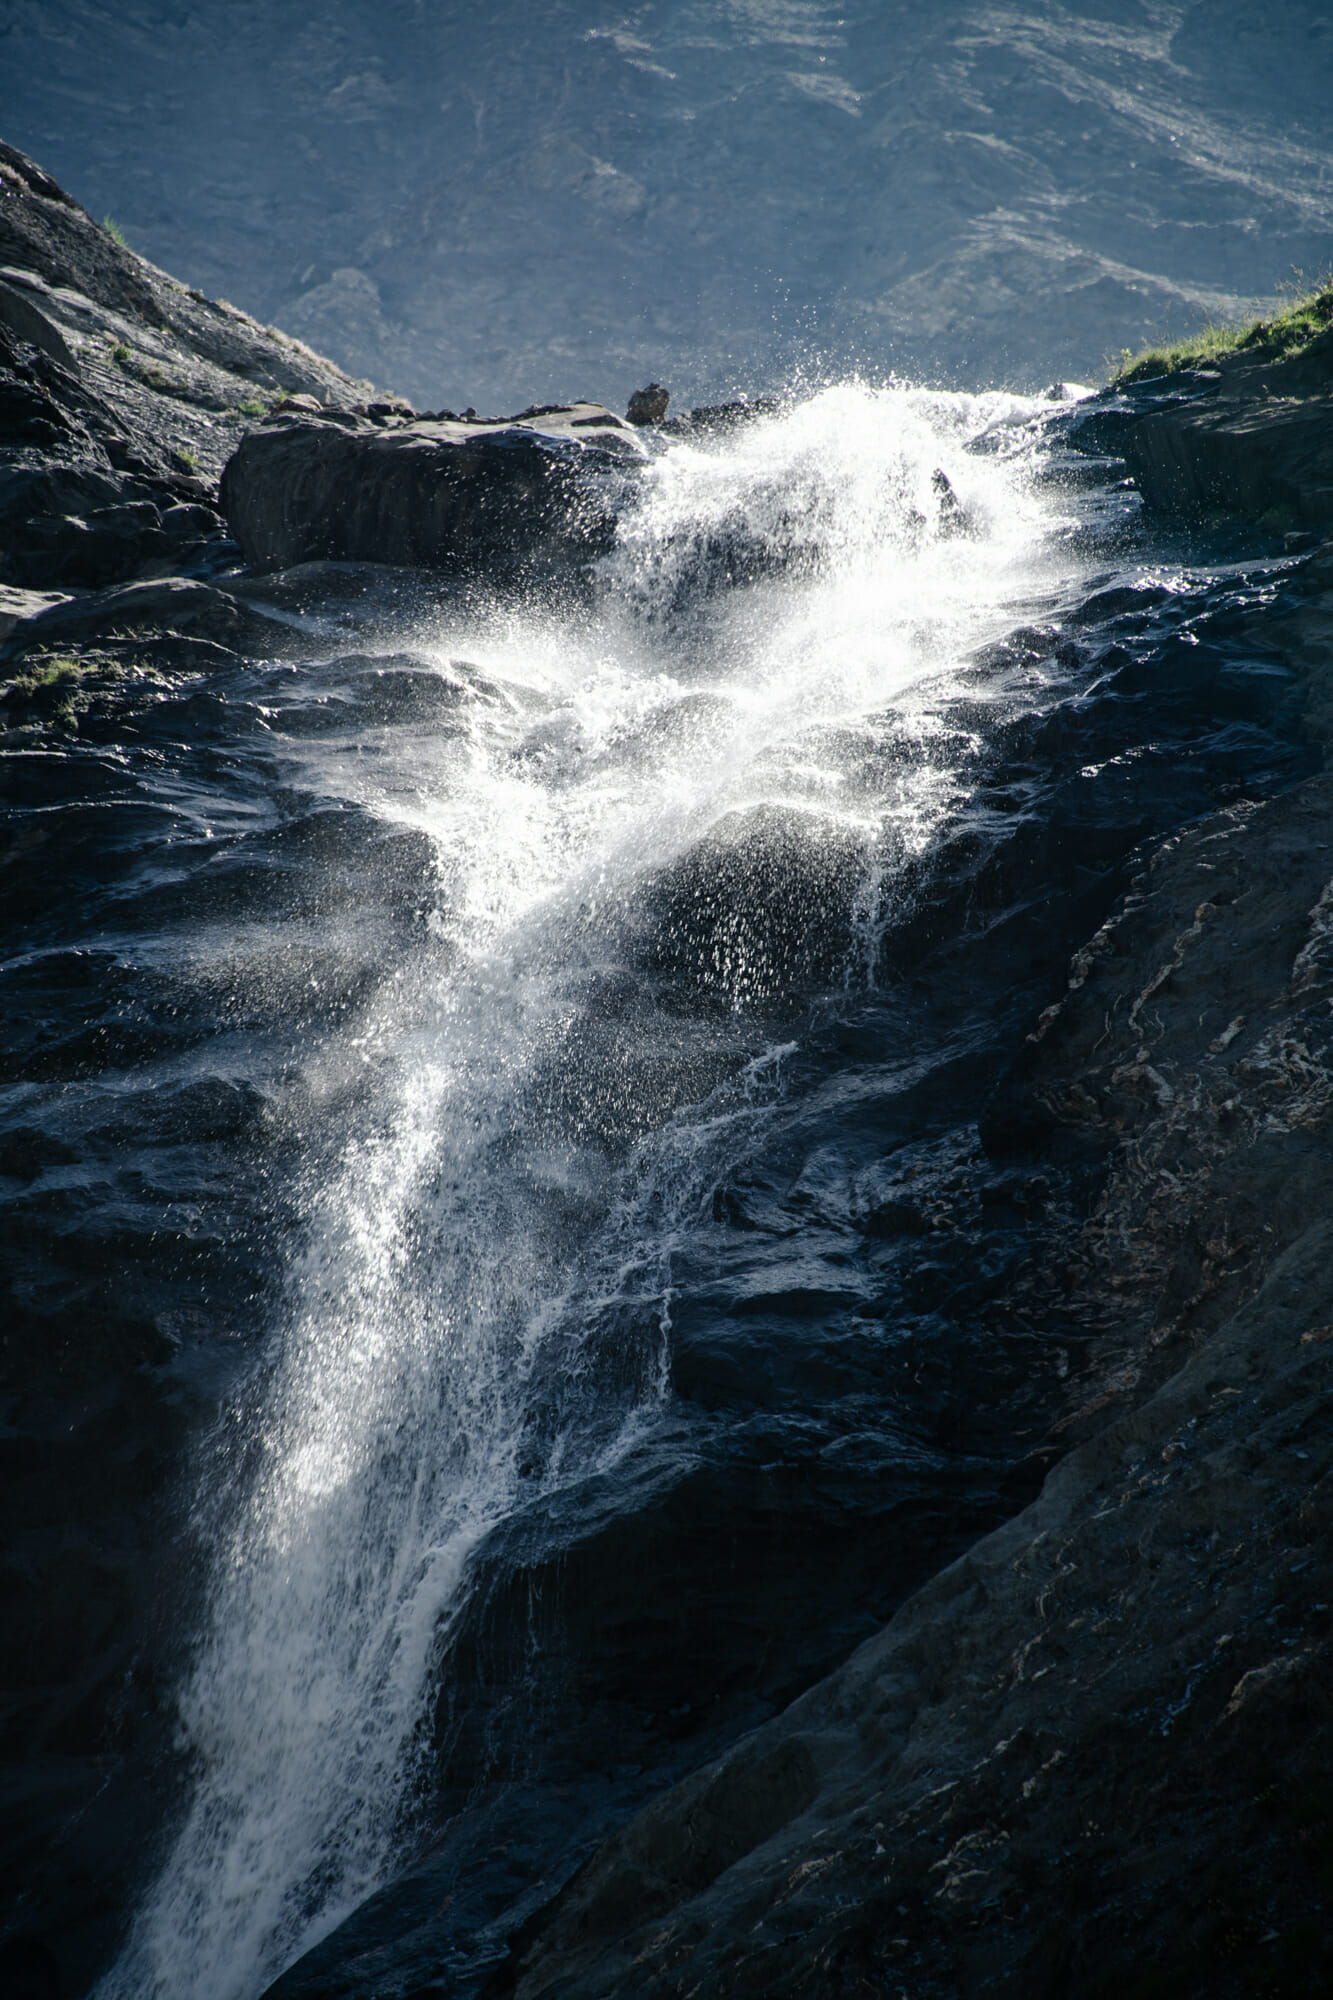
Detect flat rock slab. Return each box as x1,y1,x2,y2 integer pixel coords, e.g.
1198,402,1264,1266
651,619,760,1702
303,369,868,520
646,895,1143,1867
219,403,646,574
7,574,305,657
0,583,71,640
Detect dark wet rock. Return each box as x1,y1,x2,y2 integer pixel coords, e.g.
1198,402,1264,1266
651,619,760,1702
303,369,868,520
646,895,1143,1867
659,396,781,437
0,1937,62,1999
218,402,643,574
1117,330,1333,530
626,383,669,426
0,143,416,1995
857,1197,931,1239
930,465,968,534
484,584,1333,1999
498,1226,1333,2000
638,803,871,1008
474,545,1333,2000
261,543,1333,2000
5,575,304,657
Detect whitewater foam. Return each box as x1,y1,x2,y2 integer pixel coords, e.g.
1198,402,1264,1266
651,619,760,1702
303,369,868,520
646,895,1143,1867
101,381,1078,2000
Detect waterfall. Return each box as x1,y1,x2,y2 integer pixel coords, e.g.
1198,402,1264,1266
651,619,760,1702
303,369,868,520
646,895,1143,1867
100,381,1077,2000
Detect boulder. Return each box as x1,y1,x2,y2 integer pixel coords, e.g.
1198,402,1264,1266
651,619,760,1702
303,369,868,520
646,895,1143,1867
1118,328,1333,530
626,382,669,425
219,403,645,574
0,277,76,369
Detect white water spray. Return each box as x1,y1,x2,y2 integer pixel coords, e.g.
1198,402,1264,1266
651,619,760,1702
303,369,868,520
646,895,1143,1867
102,383,1078,2000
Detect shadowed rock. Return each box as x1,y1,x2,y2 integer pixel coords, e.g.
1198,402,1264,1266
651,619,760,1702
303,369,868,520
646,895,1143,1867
495,751,1333,2000
9,575,304,655
626,383,669,426
219,403,645,574
1118,329,1333,531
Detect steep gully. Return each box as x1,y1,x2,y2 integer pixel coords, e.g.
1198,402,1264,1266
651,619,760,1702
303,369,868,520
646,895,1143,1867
2,143,1333,2000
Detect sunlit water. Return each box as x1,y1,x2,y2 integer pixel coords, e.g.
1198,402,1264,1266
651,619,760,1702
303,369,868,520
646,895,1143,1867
100,383,1089,2000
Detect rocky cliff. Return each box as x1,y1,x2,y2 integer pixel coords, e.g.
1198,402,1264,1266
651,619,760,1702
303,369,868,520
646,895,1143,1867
493,351,1333,1996
498,754,1333,2000
5,134,1333,2000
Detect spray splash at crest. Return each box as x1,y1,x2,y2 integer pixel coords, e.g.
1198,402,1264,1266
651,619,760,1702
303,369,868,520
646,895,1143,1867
101,381,1073,2000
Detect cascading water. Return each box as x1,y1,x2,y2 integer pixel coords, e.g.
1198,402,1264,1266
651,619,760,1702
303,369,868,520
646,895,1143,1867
100,382,1090,2000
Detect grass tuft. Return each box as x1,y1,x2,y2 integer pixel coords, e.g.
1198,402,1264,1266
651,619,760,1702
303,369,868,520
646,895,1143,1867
102,215,128,246
6,655,85,695
1111,277,1333,386
2,654,88,734
1,651,167,737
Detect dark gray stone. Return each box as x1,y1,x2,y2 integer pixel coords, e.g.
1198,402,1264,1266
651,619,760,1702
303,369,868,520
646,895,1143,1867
626,383,669,426
219,403,644,574
9,574,306,655
1119,328,1333,529
0,277,75,368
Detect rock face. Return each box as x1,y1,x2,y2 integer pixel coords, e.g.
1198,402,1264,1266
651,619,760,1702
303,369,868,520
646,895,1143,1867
7,130,1333,2000
0,141,421,1994
1116,328,1333,532
5,5,1333,412
218,404,644,574
496,551,1333,1998
0,137,399,600
499,1222,1333,2000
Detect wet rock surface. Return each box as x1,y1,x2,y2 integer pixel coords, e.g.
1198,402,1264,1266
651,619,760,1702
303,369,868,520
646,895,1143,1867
4,139,1333,2000
1087,327,1333,534
498,1212,1333,2000
257,547,1331,1997
290,462,1333,1997
483,547,1333,1997
219,404,643,576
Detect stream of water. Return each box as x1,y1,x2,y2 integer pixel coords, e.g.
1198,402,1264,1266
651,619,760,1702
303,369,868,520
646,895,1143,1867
93,380,1308,1999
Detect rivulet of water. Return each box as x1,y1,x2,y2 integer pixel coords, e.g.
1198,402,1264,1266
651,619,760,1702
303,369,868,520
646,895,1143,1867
99,382,1086,2000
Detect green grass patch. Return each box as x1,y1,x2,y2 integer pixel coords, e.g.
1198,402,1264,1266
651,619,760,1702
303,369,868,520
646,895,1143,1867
2,655,89,734
5,655,85,696
102,215,128,246
1111,277,1333,386
1,651,166,736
